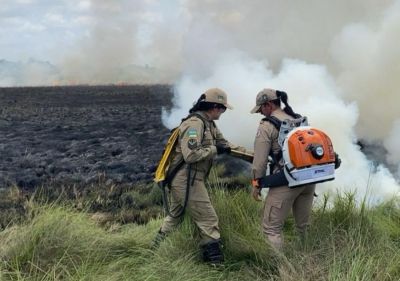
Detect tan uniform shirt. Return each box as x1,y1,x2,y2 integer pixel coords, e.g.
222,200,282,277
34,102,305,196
169,111,245,201
252,108,293,179
176,111,245,176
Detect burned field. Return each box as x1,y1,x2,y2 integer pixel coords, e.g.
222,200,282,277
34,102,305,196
0,85,250,226
0,85,173,190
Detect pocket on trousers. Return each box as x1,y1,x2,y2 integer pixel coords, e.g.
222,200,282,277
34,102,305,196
267,200,283,224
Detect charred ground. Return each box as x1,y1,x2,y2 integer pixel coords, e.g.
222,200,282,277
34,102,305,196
0,85,173,190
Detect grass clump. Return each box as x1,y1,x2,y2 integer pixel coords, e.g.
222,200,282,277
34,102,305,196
1,175,400,280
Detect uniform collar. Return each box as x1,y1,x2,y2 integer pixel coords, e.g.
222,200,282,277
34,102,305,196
195,111,212,122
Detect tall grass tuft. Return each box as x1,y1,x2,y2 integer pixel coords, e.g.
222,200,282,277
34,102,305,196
1,176,400,280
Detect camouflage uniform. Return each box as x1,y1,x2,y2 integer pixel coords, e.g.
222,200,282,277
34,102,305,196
251,89,315,249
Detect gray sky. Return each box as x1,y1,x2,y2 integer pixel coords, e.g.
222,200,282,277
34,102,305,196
0,0,92,62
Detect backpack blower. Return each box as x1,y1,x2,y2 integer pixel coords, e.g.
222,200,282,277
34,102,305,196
259,116,340,188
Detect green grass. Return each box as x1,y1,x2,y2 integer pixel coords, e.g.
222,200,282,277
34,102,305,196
1,176,400,280
0,181,164,230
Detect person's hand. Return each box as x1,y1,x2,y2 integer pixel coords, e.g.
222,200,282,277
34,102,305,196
334,153,341,169
216,145,231,155
251,179,262,201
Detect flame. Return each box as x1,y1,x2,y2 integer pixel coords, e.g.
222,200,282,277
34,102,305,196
116,81,129,86
52,80,61,86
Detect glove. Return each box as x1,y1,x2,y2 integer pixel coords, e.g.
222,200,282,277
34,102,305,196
251,179,262,201
216,145,231,155
334,153,341,169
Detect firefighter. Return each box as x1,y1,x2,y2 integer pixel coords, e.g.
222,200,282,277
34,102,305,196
250,88,316,249
152,88,247,265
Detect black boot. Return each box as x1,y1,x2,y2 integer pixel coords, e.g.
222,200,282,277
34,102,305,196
201,240,224,265
151,230,167,250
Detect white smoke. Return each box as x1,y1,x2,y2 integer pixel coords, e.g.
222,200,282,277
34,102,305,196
384,119,400,178
61,0,185,84
332,0,400,143
329,0,400,194
163,51,399,200
61,1,140,84
161,0,400,200
178,0,391,72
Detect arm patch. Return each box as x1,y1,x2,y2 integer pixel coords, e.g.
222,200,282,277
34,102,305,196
187,128,198,149
188,138,198,149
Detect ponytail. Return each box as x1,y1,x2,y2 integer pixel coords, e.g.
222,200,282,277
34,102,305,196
189,94,206,113
276,90,301,118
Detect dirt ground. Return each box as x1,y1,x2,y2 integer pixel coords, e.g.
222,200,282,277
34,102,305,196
0,85,173,189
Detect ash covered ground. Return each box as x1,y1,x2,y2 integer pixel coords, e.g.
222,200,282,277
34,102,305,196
0,85,173,189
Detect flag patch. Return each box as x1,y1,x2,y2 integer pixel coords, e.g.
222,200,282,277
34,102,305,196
187,128,198,138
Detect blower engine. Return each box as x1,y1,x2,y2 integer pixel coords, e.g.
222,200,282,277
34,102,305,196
261,116,337,188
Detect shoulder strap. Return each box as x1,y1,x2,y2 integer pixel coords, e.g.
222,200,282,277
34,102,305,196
262,116,283,168
262,116,282,130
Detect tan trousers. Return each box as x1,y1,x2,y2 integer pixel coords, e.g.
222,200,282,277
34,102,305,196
262,184,315,249
160,168,220,245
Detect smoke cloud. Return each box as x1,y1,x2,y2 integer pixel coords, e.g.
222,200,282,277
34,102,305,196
331,0,400,178
163,51,399,200
161,0,400,200
61,0,185,84
61,1,139,84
